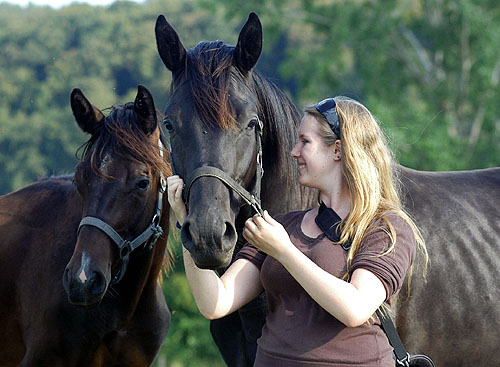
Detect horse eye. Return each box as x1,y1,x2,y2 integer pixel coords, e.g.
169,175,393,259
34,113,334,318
246,118,258,130
163,118,174,133
136,178,150,191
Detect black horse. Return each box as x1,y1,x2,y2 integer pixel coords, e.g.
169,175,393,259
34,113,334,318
0,85,172,366
155,12,316,366
155,12,500,367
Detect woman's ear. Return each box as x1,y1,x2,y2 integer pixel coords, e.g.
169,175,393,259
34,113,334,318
333,140,342,160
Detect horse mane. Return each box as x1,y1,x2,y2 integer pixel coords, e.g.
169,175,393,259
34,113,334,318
40,173,75,181
77,103,171,180
185,40,302,185
250,72,302,184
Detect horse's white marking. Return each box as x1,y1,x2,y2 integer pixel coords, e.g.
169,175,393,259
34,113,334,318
77,252,91,284
99,154,113,175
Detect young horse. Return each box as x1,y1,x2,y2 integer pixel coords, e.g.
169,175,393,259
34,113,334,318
0,85,172,366
156,12,500,367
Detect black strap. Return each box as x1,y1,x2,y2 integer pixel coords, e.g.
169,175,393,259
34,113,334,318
183,166,263,215
376,309,410,367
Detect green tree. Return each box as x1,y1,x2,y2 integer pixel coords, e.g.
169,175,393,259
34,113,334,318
208,0,500,171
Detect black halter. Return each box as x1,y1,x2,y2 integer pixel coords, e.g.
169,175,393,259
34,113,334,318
77,139,167,284
171,118,264,216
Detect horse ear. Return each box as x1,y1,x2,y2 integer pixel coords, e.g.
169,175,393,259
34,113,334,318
70,88,104,135
233,12,262,74
134,84,158,136
155,14,186,74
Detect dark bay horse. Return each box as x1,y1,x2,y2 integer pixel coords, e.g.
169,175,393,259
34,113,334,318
155,12,500,367
0,85,172,367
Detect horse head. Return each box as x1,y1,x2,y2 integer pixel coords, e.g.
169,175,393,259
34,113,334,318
63,85,170,306
155,13,265,269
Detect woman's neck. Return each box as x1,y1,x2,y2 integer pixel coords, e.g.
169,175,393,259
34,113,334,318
319,179,350,219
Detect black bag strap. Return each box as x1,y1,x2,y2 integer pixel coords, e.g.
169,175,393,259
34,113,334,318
376,308,410,367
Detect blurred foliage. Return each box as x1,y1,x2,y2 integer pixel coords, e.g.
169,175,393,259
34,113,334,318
204,0,500,171
1,0,500,366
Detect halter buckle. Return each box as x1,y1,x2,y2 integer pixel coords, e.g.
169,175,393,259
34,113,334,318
159,176,167,193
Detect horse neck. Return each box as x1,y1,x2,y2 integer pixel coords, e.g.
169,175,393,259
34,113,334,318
252,73,318,213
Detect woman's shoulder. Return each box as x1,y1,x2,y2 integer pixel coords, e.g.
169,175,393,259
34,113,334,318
274,208,312,227
358,211,417,258
368,211,414,237
353,211,418,300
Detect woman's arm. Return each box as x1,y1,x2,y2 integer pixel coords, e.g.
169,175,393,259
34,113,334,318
167,175,263,320
279,247,385,327
244,211,386,327
183,249,263,320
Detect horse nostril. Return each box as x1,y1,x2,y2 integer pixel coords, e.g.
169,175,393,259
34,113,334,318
221,221,236,250
63,267,72,287
89,271,106,296
180,222,194,251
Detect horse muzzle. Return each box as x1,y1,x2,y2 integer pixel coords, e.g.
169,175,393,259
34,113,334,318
63,258,110,306
181,214,236,269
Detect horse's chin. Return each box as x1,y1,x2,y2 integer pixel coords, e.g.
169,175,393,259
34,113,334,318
66,291,105,307
189,251,233,270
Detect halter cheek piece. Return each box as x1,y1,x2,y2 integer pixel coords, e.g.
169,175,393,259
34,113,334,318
77,139,167,284
170,118,264,217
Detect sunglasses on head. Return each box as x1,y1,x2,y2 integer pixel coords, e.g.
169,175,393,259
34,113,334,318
316,98,341,138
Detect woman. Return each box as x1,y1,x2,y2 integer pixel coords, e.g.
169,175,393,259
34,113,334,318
167,96,427,366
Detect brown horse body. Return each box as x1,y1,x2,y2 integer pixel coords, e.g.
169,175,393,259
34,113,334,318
0,86,171,367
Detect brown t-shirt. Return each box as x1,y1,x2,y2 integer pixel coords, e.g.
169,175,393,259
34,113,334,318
235,209,416,367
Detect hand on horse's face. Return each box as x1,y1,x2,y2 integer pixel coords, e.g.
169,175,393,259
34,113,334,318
167,175,187,224
243,211,293,260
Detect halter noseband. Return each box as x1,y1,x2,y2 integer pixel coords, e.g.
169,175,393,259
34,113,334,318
77,139,167,284
172,118,264,217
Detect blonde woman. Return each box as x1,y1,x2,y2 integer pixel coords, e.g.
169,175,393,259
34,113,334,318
167,97,426,366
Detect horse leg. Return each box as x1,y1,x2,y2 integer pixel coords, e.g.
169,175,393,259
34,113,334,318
238,293,267,365
210,294,267,367
210,312,247,367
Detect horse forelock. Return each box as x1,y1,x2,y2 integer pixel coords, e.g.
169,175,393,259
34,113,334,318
185,41,239,130
77,104,171,179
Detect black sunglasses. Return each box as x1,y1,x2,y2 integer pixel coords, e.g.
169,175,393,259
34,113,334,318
316,98,341,138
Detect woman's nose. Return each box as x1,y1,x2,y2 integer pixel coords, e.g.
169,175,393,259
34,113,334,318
290,144,300,158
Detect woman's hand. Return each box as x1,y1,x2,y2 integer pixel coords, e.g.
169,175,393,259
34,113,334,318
243,210,294,260
167,175,187,225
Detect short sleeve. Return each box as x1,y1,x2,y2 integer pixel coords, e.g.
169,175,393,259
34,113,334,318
349,214,416,301
234,243,267,270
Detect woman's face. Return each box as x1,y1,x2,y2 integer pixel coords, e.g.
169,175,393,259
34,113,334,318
290,114,338,189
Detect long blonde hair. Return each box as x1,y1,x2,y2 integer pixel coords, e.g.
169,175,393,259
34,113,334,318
304,97,428,280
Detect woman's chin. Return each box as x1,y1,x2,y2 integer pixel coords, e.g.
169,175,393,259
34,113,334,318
297,176,309,187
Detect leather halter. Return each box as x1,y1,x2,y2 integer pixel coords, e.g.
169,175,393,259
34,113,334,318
171,118,264,216
77,139,167,284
